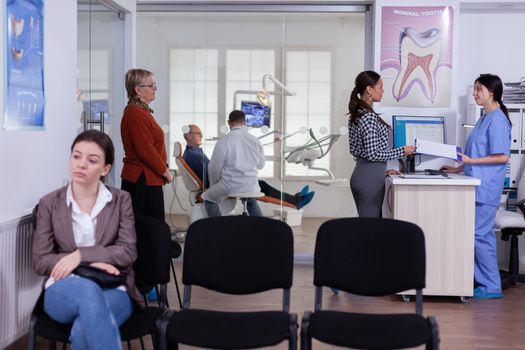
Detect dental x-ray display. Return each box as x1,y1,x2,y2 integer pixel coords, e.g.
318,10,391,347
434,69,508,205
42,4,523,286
241,101,271,128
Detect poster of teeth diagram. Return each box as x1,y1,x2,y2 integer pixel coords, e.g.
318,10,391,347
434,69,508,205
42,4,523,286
380,6,454,108
4,0,44,130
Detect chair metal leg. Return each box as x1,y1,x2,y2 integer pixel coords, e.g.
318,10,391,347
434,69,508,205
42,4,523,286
28,317,37,350
157,309,175,350
427,315,440,350
509,235,519,276
301,312,312,350
139,336,146,350
241,198,248,216
170,259,183,308
289,314,298,350
501,235,524,289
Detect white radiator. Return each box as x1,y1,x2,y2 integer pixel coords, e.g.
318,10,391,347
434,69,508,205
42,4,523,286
0,213,43,349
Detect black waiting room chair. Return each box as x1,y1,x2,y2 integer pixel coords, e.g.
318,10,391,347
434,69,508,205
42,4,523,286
28,211,172,350
301,217,439,350
158,215,298,350
494,173,525,289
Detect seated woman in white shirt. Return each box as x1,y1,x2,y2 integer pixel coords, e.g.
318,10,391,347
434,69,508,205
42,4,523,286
32,130,143,350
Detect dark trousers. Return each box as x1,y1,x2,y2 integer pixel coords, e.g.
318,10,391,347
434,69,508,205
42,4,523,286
121,172,165,221
258,180,298,205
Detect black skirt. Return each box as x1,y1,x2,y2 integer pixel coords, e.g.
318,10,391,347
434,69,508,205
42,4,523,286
121,172,165,221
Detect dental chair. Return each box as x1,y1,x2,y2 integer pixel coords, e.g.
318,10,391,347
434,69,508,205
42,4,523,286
173,142,209,223
173,142,296,222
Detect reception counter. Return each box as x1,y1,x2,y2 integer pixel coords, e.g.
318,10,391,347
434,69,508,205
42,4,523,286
384,174,481,300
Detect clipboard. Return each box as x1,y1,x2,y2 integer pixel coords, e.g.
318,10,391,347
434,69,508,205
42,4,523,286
415,139,462,161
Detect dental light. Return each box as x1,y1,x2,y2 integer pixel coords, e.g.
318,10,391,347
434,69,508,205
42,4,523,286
233,73,296,109
256,74,296,106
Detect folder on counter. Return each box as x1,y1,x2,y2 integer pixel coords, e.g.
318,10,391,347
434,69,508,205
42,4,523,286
415,139,462,161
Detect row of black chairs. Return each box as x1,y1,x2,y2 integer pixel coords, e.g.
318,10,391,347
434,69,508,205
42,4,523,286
29,214,440,350
157,216,439,350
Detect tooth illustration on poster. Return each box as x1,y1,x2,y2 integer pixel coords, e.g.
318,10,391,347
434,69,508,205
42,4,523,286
380,6,454,108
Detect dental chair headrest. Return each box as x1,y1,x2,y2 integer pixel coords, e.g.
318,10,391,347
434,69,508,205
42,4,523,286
173,141,182,158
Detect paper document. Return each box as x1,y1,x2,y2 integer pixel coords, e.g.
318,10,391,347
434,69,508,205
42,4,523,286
415,139,462,160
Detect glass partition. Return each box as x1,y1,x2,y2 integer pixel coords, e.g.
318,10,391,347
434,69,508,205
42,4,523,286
137,7,366,256
77,0,125,186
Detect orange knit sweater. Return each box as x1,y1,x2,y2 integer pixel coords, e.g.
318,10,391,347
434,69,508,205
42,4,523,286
120,104,168,186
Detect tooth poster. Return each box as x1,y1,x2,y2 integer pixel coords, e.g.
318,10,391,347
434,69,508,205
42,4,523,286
4,0,44,130
380,6,454,108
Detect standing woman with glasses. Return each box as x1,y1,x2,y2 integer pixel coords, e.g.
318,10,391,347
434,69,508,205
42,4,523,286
441,74,511,299
348,70,415,217
121,69,173,221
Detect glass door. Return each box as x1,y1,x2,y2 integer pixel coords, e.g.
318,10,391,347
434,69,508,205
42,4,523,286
77,0,125,186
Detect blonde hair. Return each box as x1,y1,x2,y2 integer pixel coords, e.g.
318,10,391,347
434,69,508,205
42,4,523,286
125,68,153,100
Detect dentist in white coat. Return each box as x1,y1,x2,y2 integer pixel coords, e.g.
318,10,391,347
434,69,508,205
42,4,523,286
202,110,265,216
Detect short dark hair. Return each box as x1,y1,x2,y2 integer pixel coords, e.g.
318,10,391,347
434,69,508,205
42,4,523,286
71,130,115,166
228,110,246,124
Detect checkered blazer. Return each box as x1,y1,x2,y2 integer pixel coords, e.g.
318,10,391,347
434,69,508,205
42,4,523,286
348,109,404,162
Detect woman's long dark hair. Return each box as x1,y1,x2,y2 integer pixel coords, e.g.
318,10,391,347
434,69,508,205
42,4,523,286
347,70,388,127
475,73,510,123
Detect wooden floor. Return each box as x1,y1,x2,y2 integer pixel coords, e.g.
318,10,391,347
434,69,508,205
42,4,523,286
17,215,525,350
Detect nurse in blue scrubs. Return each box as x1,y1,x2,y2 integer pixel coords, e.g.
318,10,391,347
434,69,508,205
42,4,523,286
442,74,511,299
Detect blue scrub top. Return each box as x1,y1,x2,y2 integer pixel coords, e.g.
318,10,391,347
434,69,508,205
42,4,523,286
464,108,511,206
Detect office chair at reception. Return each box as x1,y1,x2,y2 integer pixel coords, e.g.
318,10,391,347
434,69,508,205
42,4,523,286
494,171,525,289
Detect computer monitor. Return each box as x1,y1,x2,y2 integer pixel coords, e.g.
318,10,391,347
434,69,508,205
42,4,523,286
240,101,271,128
392,115,445,148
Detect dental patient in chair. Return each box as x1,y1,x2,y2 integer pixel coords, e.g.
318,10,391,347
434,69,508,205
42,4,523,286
183,122,315,216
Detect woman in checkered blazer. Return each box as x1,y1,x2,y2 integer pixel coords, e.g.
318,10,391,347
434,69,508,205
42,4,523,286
347,71,415,217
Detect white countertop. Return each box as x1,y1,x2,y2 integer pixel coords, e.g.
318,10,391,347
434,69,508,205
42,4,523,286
387,173,481,186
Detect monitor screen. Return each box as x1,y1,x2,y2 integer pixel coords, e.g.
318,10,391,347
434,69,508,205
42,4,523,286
240,101,271,128
392,115,445,148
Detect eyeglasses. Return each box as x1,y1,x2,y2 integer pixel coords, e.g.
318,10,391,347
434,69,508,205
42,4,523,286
139,83,157,90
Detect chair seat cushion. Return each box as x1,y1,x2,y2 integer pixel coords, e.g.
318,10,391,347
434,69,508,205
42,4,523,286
167,309,291,349
119,307,164,341
494,209,525,229
34,314,72,342
309,311,431,349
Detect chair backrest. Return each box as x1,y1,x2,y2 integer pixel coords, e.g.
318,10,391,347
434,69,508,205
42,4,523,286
314,217,426,296
182,216,294,295
134,215,171,292
516,167,525,207
174,141,204,193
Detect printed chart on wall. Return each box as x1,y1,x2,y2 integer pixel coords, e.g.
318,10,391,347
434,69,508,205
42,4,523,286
380,6,453,108
4,0,44,130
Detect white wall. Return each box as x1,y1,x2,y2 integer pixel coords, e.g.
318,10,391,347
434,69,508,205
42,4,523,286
0,0,78,220
457,10,525,132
